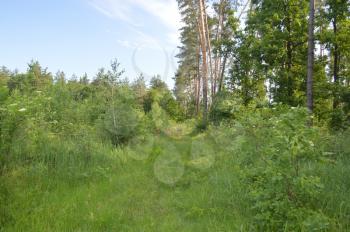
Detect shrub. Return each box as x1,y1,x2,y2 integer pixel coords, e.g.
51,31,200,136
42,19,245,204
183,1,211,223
151,101,170,132
330,108,349,131
209,91,242,124
233,107,331,231
100,103,142,145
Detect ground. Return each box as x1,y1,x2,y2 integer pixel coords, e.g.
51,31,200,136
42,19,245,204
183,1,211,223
1,123,250,231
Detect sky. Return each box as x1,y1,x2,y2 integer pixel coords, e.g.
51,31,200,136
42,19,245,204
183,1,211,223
0,0,182,86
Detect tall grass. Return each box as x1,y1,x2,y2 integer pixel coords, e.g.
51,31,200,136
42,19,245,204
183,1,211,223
1,119,350,231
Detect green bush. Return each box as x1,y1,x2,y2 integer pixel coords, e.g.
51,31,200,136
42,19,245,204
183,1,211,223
148,101,169,133
100,103,143,145
232,107,331,231
209,91,243,124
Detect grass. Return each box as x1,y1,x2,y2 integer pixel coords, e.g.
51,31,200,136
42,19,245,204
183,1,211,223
1,125,249,231
317,158,350,231
1,122,350,231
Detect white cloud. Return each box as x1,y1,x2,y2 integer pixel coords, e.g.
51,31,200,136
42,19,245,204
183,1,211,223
89,2,113,19
106,26,163,50
89,0,143,27
116,39,135,48
133,0,181,31
89,0,180,85
89,0,181,45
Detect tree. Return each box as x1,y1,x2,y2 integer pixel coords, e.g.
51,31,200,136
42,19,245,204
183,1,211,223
132,73,147,107
176,0,201,116
198,0,209,121
27,60,53,89
79,73,89,85
54,71,66,85
212,0,235,95
320,0,350,109
318,0,350,127
246,0,309,106
307,0,315,113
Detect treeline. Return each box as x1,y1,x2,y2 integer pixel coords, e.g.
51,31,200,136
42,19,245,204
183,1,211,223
0,60,185,169
175,0,350,129
0,60,183,120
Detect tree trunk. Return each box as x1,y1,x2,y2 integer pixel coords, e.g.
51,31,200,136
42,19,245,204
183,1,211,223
203,2,214,102
198,0,208,121
213,0,225,95
196,43,201,115
219,51,228,92
333,17,340,109
286,12,293,105
307,0,315,113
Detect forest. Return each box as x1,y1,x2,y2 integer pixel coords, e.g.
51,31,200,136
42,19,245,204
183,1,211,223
0,0,350,231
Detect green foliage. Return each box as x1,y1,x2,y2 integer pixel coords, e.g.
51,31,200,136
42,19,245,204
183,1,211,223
149,101,168,132
330,108,349,130
175,0,349,130
232,107,331,230
193,119,208,132
209,91,242,124
7,61,53,93
100,102,142,145
144,76,184,121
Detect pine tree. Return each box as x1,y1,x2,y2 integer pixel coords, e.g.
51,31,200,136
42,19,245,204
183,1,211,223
176,0,201,116
307,0,315,113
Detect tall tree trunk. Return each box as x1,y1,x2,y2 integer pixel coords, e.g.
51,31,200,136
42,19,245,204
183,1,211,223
196,43,201,115
198,0,208,121
307,0,315,113
286,11,293,105
203,3,214,102
218,51,228,92
333,17,340,109
213,0,225,95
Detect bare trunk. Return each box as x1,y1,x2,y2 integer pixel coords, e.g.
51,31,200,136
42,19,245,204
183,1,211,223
307,0,315,113
198,0,208,121
196,43,201,115
219,51,228,92
111,84,118,143
203,3,214,102
286,11,293,104
213,0,225,95
333,18,340,109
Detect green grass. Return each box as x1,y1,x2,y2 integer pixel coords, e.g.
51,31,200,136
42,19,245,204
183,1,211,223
317,158,350,231
1,130,249,231
1,123,350,231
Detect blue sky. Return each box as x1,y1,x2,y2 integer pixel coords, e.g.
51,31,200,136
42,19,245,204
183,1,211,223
0,0,181,86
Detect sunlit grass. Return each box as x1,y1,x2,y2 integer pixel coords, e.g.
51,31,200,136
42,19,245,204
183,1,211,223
1,130,246,231
1,122,350,231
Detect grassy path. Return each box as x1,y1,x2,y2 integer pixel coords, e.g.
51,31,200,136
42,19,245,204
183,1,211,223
2,125,250,231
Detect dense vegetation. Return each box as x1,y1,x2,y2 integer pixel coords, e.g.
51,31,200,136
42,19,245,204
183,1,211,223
1,0,350,231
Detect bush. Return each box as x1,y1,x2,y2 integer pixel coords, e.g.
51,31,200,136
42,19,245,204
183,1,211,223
232,107,331,230
100,103,142,145
209,91,242,124
148,101,169,133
